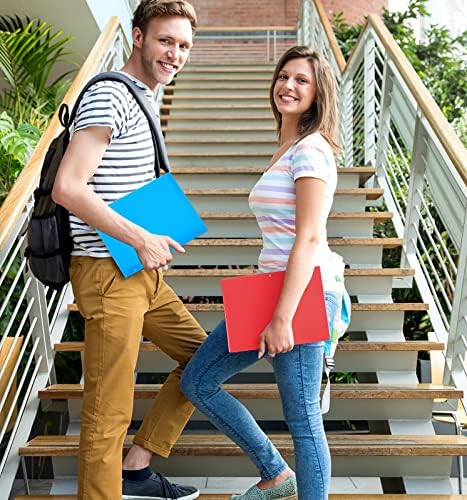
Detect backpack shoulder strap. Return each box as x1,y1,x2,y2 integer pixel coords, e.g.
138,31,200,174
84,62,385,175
64,71,169,178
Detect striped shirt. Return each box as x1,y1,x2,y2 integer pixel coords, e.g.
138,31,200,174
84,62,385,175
70,72,156,257
249,132,343,291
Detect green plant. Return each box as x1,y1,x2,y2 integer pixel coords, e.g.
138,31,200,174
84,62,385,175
0,112,41,201
0,15,75,129
332,0,467,146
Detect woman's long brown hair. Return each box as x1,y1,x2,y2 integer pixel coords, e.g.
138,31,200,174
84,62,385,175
270,46,340,155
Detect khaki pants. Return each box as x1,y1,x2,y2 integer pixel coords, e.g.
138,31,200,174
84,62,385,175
70,256,206,500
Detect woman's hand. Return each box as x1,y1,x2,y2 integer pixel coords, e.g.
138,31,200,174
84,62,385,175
258,317,295,359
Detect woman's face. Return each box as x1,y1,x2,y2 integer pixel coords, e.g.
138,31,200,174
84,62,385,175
273,57,316,119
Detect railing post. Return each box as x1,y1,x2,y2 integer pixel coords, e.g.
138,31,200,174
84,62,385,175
363,32,377,166
401,114,428,267
339,76,354,167
444,209,467,411
20,235,56,381
374,57,393,179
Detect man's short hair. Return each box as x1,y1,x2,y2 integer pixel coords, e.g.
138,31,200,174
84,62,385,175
132,0,197,33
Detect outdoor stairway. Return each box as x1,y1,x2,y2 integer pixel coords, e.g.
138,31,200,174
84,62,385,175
17,63,467,497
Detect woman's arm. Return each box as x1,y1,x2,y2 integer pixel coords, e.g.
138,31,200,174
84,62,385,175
258,176,327,358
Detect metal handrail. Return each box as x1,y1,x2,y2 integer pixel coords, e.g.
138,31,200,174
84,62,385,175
304,0,467,413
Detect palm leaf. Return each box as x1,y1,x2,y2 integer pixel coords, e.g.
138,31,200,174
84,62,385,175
0,18,75,123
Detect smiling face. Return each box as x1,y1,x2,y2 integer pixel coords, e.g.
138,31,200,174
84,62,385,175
273,57,316,120
133,16,193,87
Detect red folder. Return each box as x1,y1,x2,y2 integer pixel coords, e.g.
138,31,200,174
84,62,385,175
221,267,329,353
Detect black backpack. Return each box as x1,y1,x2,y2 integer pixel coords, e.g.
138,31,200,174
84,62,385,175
25,71,169,290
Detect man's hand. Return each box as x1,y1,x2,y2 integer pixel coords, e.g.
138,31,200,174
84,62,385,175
258,317,294,359
135,233,185,271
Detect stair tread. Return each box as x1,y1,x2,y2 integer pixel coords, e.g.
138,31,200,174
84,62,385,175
186,237,402,248
198,211,393,219
165,95,270,99
170,166,376,174
14,495,467,500
39,383,462,400
183,188,383,200
161,104,271,109
54,340,444,352
166,84,270,89
164,128,275,132
161,115,274,120
163,268,415,278
19,434,467,457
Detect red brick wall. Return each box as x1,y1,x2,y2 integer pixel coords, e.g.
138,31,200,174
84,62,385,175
189,0,387,28
321,0,387,25
190,0,300,27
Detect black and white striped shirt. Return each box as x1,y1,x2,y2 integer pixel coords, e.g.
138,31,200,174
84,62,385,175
70,73,156,257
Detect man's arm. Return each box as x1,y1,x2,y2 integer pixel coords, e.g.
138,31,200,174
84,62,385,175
52,126,184,270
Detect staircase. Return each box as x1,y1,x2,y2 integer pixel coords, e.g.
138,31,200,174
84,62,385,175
1,1,467,498
14,61,467,498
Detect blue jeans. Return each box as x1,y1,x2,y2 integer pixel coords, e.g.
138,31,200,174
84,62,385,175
181,292,338,500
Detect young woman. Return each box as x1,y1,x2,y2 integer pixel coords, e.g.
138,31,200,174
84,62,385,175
181,46,349,500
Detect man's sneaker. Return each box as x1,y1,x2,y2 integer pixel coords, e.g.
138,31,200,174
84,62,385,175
122,472,200,500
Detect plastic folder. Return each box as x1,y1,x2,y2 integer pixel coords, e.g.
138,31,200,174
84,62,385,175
221,267,329,353
97,173,207,278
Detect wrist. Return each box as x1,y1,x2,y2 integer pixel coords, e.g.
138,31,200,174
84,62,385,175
271,313,293,325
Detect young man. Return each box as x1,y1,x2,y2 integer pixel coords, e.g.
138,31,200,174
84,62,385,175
52,1,206,499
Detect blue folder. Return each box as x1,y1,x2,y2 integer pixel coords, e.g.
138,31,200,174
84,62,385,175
97,173,207,278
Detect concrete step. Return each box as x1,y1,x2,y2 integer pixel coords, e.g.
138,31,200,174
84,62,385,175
19,434,467,477
159,268,414,307
181,187,383,212
162,116,274,128
195,210,393,238
161,104,273,118
166,86,270,96
39,383,461,422
170,236,400,267
15,495,467,500
55,338,443,374
165,128,277,141
170,166,376,189
163,95,271,106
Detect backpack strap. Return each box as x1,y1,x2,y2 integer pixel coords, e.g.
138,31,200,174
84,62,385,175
61,71,169,178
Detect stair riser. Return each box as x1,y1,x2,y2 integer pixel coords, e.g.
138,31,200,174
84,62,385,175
167,143,275,153
174,78,271,86
66,398,434,423
165,108,272,118
170,155,269,167
173,172,368,190
186,194,368,213
50,455,453,479
76,350,419,374
168,88,270,96
171,245,384,267
163,276,396,301
164,119,275,128
179,71,273,79
202,219,377,238
164,97,271,106
166,130,276,141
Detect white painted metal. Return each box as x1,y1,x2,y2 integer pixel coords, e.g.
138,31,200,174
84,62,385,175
0,22,132,497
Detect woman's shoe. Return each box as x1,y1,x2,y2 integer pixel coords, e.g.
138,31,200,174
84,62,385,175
231,475,297,500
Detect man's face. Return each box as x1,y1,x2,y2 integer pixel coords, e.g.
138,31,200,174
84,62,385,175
136,16,193,86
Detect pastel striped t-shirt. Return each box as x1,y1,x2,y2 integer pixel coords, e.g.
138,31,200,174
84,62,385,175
249,132,342,290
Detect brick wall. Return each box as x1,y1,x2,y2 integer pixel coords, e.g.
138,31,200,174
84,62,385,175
190,0,300,27
189,0,387,28
321,0,387,25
